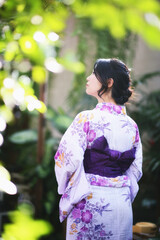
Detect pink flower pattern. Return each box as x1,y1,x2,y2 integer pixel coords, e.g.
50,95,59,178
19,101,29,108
86,173,130,188
87,129,96,142
81,210,93,223
68,196,113,239
96,102,126,115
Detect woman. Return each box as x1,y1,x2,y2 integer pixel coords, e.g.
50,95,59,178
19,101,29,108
54,58,142,240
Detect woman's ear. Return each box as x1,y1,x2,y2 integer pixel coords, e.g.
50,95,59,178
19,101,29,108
107,78,114,88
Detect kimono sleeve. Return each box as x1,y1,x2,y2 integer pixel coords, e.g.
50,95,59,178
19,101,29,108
126,127,143,202
54,112,88,195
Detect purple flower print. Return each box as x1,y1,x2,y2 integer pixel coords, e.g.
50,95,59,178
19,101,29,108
54,150,60,159
77,233,83,240
61,192,69,199
106,231,113,239
81,210,93,223
101,105,112,112
135,130,139,143
100,230,107,236
80,225,88,232
113,105,122,114
91,181,101,186
75,199,86,210
95,225,101,231
90,175,97,182
133,124,139,143
87,130,96,142
83,121,90,133
75,218,81,223
72,208,81,219
97,178,108,186
123,175,128,180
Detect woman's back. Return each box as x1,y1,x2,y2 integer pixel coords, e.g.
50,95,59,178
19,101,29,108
86,102,139,153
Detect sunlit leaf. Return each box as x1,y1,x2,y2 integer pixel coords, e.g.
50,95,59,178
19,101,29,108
36,100,47,113
0,105,14,123
142,25,160,49
43,12,66,33
0,165,17,195
0,41,6,52
124,9,146,33
2,203,52,240
32,66,47,83
72,0,160,48
58,53,85,73
9,130,38,144
4,41,19,61
17,3,25,12
19,36,37,54
19,36,45,64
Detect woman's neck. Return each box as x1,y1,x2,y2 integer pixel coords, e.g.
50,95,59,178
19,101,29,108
97,92,117,105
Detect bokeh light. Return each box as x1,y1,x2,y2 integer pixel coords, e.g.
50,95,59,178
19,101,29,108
145,13,160,30
0,60,3,69
19,36,37,54
0,0,5,7
48,32,59,41
0,133,4,146
31,15,43,25
17,61,32,73
0,166,17,195
19,75,31,85
3,77,15,89
63,0,75,5
25,96,46,113
25,41,32,49
0,116,6,131
45,57,63,73
33,31,46,43
13,87,25,105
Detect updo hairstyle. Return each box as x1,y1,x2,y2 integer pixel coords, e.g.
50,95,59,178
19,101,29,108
93,58,133,105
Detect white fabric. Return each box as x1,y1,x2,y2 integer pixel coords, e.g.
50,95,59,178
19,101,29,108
54,102,143,222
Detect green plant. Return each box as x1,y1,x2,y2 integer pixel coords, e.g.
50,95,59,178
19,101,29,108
2,203,52,240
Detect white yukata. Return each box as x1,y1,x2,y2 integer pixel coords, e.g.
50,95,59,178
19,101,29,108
54,102,143,240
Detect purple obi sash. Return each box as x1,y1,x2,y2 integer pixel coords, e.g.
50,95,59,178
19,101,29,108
84,136,136,178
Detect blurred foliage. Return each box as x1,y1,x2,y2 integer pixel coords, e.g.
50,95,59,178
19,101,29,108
9,129,38,144
0,164,17,194
0,0,85,125
2,203,52,240
72,0,160,49
131,91,160,181
46,106,73,133
1,107,72,239
130,73,160,224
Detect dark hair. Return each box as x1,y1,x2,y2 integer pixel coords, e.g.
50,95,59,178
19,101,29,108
93,58,133,105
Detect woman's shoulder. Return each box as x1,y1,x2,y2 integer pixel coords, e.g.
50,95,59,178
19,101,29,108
126,114,139,128
74,109,96,122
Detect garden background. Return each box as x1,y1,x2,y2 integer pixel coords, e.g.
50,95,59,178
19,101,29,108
0,0,160,239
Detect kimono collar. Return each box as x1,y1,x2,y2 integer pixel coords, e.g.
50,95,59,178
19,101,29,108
95,102,126,115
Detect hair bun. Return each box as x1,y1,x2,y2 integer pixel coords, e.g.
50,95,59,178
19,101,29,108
115,89,132,105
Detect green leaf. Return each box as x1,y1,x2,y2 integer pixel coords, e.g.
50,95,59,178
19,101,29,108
2,203,52,240
9,130,37,144
46,106,73,133
0,41,6,52
54,115,73,133
32,66,47,83
58,53,85,73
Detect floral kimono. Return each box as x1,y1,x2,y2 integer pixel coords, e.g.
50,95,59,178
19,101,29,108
54,102,142,240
